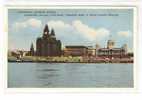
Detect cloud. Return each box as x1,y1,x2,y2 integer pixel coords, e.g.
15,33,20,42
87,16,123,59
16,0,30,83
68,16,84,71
12,18,42,31
72,20,97,40
48,20,70,29
27,18,42,28
72,20,110,41
118,31,132,37
12,19,131,41
47,20,110,41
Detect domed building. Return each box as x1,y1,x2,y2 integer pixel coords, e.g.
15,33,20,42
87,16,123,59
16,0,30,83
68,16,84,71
96,39,128,58
36,24,62,57
107,39,115,49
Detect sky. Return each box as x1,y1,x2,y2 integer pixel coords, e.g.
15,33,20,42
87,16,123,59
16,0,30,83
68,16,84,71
8,8,133,52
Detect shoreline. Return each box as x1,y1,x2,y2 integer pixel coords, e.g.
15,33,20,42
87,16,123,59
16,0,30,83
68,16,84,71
8,56,133,63
8,60,133,63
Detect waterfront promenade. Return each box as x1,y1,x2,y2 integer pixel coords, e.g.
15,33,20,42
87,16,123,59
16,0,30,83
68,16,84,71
8,56,133,63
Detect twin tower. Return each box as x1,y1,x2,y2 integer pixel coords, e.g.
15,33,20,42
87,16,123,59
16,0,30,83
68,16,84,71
36,24,62,57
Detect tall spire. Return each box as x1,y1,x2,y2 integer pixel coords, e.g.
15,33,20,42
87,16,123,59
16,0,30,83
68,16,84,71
50,28,56,39
30,43,34,56
51,28,55,36
43,24,49,35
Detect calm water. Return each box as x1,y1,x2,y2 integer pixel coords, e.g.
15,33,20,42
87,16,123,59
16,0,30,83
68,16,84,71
8,63,133,88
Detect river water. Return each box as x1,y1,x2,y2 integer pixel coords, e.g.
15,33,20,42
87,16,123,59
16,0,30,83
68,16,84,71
8,63,133,88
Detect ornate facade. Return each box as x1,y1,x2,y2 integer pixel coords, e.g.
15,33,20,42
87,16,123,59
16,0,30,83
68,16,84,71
63,46,88,56
36,24,62,57
95,40,128,58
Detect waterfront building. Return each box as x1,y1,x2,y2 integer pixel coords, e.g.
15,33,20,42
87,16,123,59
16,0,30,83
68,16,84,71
63,46,88,56
95,43,100,57
87,46,95,56
8,51,20,57
29,43,35,56
36,24,62,57
8,50,29,58
107,39,115,49
96,40,128,58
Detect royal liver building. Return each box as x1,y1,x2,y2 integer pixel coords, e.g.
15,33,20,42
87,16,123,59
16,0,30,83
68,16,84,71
36,24,62,57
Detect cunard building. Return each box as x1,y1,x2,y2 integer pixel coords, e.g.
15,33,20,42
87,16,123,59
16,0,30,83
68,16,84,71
36,24,62,57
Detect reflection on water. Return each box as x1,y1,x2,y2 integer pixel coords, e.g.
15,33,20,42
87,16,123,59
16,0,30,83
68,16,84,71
35,63,63,87
8,63,133,88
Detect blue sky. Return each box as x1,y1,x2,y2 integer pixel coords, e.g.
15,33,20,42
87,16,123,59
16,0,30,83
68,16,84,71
8,9,133,52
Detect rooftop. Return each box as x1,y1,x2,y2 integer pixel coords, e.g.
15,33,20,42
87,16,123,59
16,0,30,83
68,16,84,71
65,46,88,49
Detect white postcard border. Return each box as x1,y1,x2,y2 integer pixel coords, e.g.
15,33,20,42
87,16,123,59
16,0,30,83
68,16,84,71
4,5,138,93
